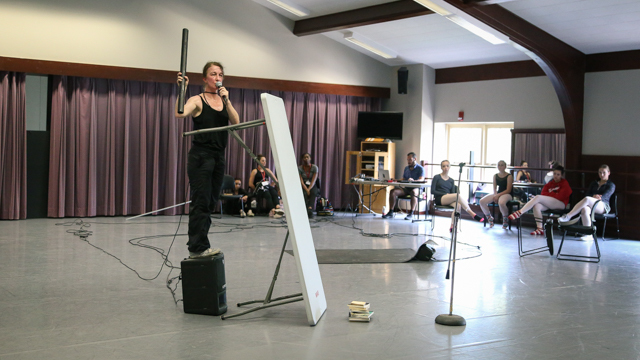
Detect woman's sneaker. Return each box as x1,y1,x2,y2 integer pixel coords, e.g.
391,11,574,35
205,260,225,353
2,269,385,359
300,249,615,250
558,214,579,226
189,248,221,259
240,210,246,218
247,209,254,217
502,218,508,229
508,210,522,221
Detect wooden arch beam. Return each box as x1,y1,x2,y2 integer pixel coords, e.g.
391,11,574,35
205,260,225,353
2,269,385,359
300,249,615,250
443,1,586,170
293,0,433,36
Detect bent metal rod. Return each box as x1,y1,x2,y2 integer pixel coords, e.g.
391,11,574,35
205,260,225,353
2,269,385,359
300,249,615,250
183,118,277,185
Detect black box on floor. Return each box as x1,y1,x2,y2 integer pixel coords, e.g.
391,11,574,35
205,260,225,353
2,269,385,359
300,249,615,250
181,253,227,316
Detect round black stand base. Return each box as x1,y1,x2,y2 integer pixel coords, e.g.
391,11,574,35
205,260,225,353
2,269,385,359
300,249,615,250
435,314,466,326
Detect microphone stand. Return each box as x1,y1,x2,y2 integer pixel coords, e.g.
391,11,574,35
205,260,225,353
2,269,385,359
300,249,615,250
435,162,466,326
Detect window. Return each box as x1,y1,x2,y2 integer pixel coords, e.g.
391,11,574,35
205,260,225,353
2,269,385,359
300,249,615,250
444,123,514,199
446,123,512,168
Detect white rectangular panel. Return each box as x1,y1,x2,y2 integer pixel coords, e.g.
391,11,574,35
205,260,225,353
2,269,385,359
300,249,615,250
260,93,327,326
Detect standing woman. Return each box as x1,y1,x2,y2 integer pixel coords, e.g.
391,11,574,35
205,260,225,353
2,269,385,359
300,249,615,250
299,153,319,217
175,62,240,258
509,165,572,235
431,160,484,232
558,165,615,226
248,154,282,216
479,160,513,229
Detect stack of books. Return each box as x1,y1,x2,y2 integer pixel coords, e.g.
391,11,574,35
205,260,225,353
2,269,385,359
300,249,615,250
348,301,373,322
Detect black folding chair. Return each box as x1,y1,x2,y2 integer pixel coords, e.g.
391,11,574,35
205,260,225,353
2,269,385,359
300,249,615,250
594,193,620,241
556,200,602,263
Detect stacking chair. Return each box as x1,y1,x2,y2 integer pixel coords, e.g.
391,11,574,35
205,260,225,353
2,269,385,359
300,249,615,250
556,200,602,263
594,193,620,240
430,185,458,230
396,186,429,223
482,199,520,230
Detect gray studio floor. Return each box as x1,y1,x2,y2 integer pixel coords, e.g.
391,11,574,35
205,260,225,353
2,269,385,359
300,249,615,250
1,211,639,360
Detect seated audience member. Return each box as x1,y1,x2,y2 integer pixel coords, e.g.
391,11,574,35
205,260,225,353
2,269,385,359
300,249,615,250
479,160,513,229
248,154,282,216
224,178,249,217
298,153,319,217
544,160,559,184
382,152,425,220
516,161,533,183
430,160,484,231
558,165,615,226
509,165,572,235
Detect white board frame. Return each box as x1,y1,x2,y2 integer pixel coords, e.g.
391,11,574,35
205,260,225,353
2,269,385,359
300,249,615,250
261,93,327,326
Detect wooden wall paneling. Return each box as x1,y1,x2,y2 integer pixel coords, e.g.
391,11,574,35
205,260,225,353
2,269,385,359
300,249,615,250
0,56,390,98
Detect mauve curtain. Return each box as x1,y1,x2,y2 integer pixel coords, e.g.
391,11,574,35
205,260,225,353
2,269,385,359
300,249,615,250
48,76,380,217
225,89,380,209
0,72,26,219
48,76,197,217
513,133,566,183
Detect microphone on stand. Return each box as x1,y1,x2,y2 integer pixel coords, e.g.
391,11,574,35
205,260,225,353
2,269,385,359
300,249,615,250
215,81,228,103
458,162,466,173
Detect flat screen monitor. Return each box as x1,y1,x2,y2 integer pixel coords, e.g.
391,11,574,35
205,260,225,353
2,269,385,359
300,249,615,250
357,111,403,140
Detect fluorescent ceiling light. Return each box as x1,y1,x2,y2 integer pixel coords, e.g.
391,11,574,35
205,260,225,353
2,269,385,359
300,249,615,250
445,15,505,45
413,0,451,16
266,0,310,17
413,0,505,45
343,31,398,59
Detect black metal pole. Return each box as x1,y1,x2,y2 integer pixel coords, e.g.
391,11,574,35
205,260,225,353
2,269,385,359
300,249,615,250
177,28,189,114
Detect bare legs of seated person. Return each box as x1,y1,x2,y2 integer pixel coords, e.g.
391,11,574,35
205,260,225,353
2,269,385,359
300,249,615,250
439,193,484,232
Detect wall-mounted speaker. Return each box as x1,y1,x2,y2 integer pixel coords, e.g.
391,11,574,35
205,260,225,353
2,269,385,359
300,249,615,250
397,67,408,94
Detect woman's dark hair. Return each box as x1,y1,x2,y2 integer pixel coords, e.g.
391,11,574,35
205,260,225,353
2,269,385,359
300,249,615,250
202,61,224,78
256,154,266,161
599,164,610,172
520,160,528,166
301,152,311,163
553,164,565,175
441,160,450,166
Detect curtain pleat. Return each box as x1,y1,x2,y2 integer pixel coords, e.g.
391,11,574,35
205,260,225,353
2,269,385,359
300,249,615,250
514,133,566,183
0,72,26,219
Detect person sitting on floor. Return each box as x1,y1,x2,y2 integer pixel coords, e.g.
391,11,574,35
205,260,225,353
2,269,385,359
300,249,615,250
509,164,572,235
382,152,425,220
558,164,615,227
223,178,249,217
248,154,283,217
430,160,484,232
479,160,513,229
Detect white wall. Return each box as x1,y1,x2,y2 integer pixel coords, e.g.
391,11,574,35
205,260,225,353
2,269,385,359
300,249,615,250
583,69,640,156
0,0,389,87
382,64,436,177
434,76,564,129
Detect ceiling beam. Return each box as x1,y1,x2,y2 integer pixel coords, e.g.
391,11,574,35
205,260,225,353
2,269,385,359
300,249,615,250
293,0,433,36
444,0,586,171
